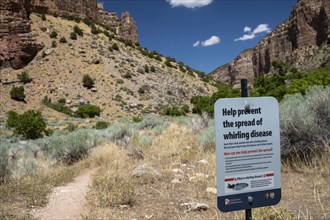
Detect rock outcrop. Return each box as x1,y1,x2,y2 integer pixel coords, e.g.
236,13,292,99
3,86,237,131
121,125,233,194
0,0,44,69
211,0,330,86
0,0,138,69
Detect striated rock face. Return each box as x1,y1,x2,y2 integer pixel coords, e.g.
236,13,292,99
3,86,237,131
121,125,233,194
118,12,138,43
29,0,99,21
211,0,330,86
0,0,44,69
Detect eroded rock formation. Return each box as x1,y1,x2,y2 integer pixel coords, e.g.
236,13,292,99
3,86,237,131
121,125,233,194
211,0,330,86
0,0,44,69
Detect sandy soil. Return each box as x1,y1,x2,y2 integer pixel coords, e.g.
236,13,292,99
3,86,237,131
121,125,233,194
31,169,97,220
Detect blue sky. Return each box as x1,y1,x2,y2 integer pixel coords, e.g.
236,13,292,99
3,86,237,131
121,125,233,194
101,0,297,74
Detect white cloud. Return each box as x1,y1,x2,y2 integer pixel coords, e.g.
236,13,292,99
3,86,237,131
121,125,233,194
252,24,271,34
202,36,220,47
167,0,212,8
235,24,271,42
193,41,200,47
244,26,251,33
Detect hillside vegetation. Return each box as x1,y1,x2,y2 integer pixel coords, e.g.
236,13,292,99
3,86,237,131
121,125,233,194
0,85,329,219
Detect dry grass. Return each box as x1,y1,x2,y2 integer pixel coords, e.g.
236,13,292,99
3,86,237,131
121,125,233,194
83,123,330,220
1,121,328,219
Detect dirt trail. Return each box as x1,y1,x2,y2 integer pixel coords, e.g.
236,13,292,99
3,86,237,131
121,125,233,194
31,169,97,220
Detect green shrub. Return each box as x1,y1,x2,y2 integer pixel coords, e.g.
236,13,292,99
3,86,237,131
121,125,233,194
42,97,73,116
181,104,190,113
7,110,47,139
132,116,143,123
95,121,109,130
163,106,186,116
91,24,100,35
112,43,119,51
150,66,156,72
83,17,93,26
144,64,149,73
17,71,32,84
138,85,150,94
280,86,330,160
49,31,58,39
10,86,25,101
6,110,19,128
116,79,124,84
51,40,57,48
70,32,77,40
41,14,46,21
73,25,83,36
76,104,101,118
82,74,95,89
64,123,77,132
199,123,215,151
59,36,67,43
136,115,166,130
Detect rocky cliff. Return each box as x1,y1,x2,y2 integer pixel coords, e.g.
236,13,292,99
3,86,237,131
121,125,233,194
211,0,330,86
0,0,44,69
0,0,138,69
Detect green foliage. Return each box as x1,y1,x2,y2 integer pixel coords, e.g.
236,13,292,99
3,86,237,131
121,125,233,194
59,36,67,43
42,96,73,116
116,79,124,84
112,43,119,51
164,59,173,68
253,64,330,100
95,121,109,130
125,39,133,47
51,40,57,48
280,86,330,159
163,106,186,117
144,64,149,73
132,116,143,123
82,74,95,89
41,14,46,21
91,24,100,35
73,25,83,36
76,104,101,118
191,83,240,115
181,104,190,113
150,65,156,72
17,71,32,84
138,85,150,94
6,110,19,128
70,32,77,40
49,31,58,39
83,17,93,26
10,86,25,102
7,110,47,140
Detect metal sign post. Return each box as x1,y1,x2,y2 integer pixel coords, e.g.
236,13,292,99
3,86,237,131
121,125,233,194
241,79,251,220
215,79,281,217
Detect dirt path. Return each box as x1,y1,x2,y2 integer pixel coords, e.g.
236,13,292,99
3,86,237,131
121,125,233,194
31,169,97,220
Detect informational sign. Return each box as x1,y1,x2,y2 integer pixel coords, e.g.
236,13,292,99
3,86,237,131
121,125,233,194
215,97,281,212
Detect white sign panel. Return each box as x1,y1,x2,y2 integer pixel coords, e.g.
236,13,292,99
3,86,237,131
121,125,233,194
215,97,281,212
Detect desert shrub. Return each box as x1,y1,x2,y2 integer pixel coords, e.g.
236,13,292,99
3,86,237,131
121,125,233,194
280,86,330,159
138,85,150,94
132,116,143,123
83,17,93,26
82,74,95,89
10,86,25,102
91,24,100,35
181,104,190,113
189,111,211,133
64,123,77,132
48,129,100,164
0,145,11,183
95,121,108,130
17,71,32,84
41,14,46,21
51,40,57,48
112,43,119,51
73,25,83,36
99,124,132,147
70,32,77,40
7,110,47,140
6,110,19,128
49,30,58,38
116,79,124,84
136,115,166,130
199,123,216,151
59,36,67,43
76,104,101,118
42,97,73,116
150,65,156,72
144,64,149,73
163,106,186,116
